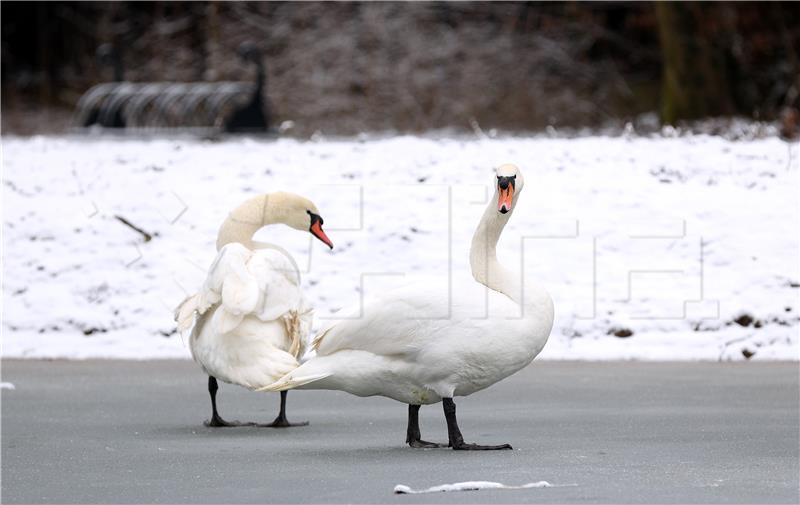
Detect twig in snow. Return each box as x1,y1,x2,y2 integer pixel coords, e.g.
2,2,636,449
114,215,153,242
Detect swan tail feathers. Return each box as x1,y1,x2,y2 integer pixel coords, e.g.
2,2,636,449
256,372,331,392
311,325,333,352
174,293,201,332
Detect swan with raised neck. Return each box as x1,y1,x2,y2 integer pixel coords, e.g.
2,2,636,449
256,164,554,450
469,163,522,302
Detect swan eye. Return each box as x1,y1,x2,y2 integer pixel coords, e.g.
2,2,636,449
307,211,323,226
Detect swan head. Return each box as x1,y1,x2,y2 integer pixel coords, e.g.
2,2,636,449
495,164,523,214
275,193,334,249
217,192,334,250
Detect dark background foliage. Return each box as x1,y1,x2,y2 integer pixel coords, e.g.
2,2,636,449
2,1,799,135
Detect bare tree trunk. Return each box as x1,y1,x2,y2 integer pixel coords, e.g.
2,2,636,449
205,1,220,81
655,2,735,124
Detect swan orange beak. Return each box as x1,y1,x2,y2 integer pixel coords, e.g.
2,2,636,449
310,220,333,249
498,185,514,214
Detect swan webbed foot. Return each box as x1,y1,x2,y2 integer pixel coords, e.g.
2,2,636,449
451,441,513,451
261,416,309,428
408,439,449,449
441,397,513,451
204,415,257,428
203,415,308,428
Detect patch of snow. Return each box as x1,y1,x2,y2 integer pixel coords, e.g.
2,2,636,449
394,480,553,494
2,134,798,360
1,382,16,390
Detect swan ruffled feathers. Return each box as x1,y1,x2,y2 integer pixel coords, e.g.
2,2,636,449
175,192,333,427
259,164,554,449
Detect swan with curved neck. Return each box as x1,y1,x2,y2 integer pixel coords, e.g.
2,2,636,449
175,191,332,428
259,165,554,450
216,192,333,251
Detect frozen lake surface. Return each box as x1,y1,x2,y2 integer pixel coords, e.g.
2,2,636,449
1,360,797,504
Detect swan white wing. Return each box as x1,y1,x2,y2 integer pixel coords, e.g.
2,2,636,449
197,243,256,314
246,249,304,321
312,276,525,358
248,249,313,358
185,243,310,337
313,283,452,358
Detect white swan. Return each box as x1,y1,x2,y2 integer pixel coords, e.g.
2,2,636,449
260,164,554,449
175,192,333,427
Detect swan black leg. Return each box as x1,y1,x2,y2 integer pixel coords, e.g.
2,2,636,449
442,398,512,450
204,378,307,428
264,391,309,428
406,404,448,448
204,376,255,427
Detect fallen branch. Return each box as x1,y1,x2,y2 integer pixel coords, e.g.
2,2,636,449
114,215,152,242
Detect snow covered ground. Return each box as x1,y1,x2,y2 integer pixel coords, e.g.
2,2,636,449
2,133,798,360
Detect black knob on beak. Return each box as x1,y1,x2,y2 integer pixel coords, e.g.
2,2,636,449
497,176,516,190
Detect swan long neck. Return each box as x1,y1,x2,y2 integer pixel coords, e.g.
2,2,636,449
469,190,517,301
216,194,282,251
